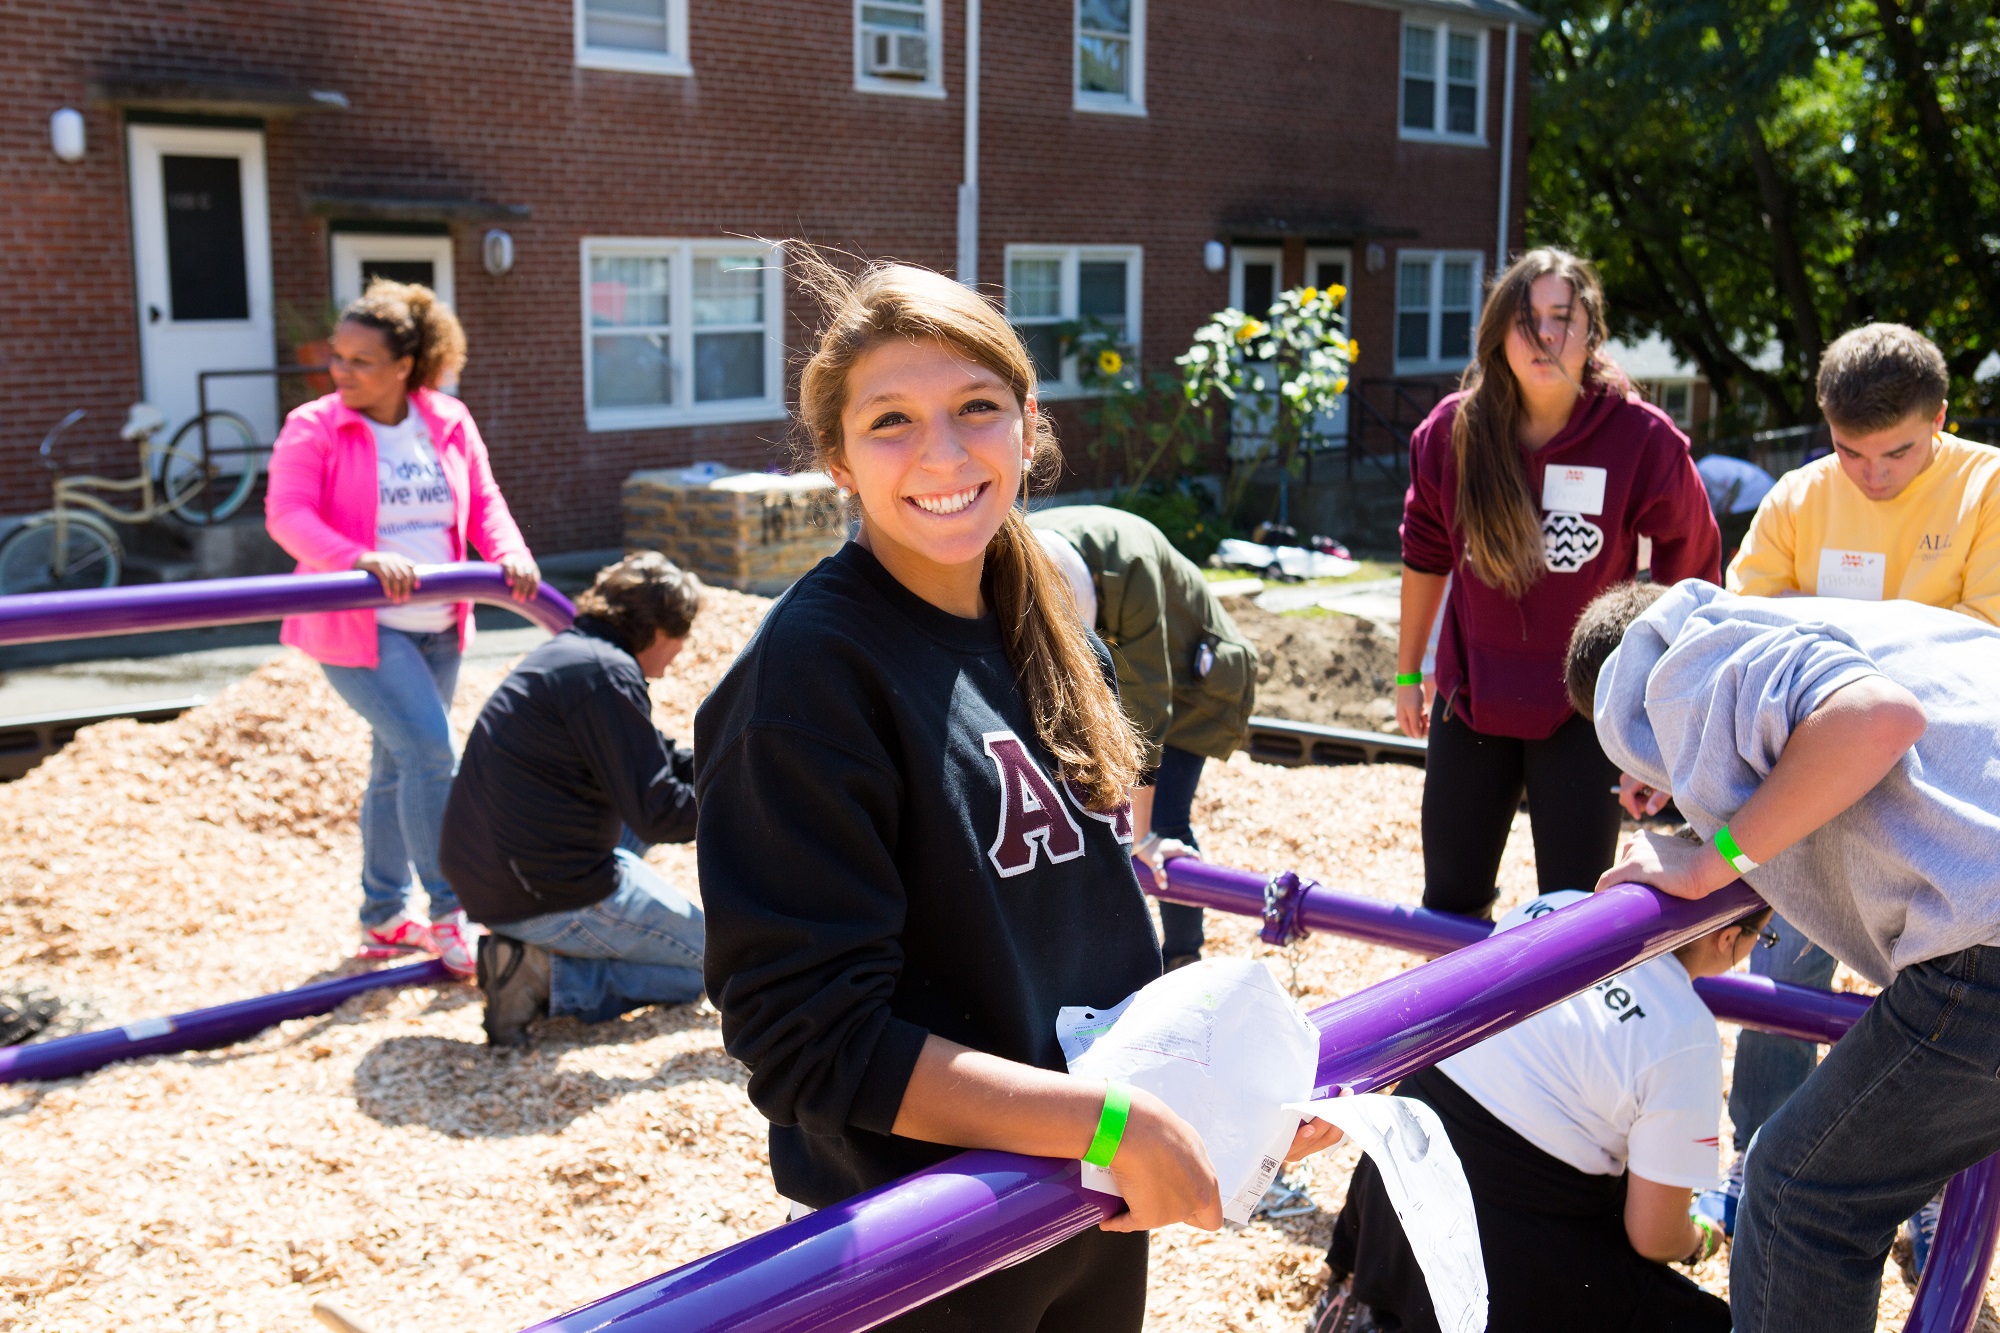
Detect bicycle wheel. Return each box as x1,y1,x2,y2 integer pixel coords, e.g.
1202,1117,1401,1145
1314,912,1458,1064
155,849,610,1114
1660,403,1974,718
161,410,262,525
0,515,121,594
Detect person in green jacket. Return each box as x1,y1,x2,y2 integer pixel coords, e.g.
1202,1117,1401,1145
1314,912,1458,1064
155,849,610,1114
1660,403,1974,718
1029,505,1259,967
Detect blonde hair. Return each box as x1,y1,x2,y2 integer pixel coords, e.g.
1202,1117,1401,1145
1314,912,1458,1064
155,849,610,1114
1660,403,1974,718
339,277,468,391
794,253,1141,811
1451,248,1625,599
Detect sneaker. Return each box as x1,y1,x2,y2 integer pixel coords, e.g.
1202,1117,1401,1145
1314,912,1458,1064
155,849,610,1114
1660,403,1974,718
1305,1275,1379,1333
429,909,483,978
1907,1192,1945,1277
476,934,551,1048
358,910,433,960
1694,1151,1746,1237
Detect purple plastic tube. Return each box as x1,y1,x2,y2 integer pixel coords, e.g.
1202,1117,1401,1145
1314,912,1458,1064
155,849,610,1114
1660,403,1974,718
0,957,450,1084
515,881,1768,1333
1155,856,1998,1333
1153,858,1873,1046
0,562,575,647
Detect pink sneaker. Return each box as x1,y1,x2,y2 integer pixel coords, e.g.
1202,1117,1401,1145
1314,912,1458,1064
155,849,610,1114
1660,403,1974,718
358,910,433,960
429,909,483,979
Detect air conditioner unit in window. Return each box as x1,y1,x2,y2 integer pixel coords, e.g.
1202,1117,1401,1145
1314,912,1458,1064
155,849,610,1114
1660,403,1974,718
864,29,930,79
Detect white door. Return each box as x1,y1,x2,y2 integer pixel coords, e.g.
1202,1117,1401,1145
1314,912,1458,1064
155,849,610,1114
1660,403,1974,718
330,232,456,308
127,125,278,445
1305,246,1353,446
1228,247,1283,459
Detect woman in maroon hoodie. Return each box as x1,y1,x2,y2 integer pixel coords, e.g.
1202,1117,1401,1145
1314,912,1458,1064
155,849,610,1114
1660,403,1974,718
1396,249,1718,917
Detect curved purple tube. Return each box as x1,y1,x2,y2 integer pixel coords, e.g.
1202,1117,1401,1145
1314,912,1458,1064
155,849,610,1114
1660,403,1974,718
1154,858,1872,1046
516,881,1766,1333
0,562,576,647
1908,1153,2000,1333
0,957,450,1083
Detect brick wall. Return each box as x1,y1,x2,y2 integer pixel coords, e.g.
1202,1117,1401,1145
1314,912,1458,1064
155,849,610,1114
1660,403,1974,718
3,0,1532,551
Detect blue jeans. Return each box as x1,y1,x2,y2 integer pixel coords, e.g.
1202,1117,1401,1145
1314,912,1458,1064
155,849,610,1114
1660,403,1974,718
492,849,705,1023
322,627,462,927
1152,745,1208,959
1729,912,1839,1150
1733,945,2000,1333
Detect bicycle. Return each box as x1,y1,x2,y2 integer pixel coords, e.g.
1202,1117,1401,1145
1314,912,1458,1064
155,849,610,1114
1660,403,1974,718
0,404,265,594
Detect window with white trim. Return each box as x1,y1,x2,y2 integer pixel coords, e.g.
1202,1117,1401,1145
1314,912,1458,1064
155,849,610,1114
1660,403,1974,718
582,239,786,430
1076,0,1145,115
1395,251,1482,373
576,0,691,77
1400,20,1484,143
856,0,944,97
1004,246,1142,395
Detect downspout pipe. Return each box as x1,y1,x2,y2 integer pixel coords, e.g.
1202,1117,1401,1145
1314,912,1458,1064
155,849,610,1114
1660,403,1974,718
1494,21,1518,273
955,0,980,287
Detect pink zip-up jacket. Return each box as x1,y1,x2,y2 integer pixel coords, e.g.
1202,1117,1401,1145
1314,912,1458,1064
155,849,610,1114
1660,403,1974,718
1403,388,1720,739
265,388,531,669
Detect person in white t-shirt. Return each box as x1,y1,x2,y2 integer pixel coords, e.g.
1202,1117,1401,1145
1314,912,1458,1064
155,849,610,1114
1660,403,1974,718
267,279,539,977
1313,890,1769,1333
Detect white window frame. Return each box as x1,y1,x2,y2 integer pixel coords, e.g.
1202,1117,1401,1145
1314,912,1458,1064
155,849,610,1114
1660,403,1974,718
581,238,786,431
1003,244,1143,398
330,233,456,309
1398,19,1486,146
1394,249,1484,375
575,0,692,77
1074,0,1146,117
855,0,946,98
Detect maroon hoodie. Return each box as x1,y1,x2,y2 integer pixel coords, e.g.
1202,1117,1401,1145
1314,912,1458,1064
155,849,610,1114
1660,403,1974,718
1402,388,1720,739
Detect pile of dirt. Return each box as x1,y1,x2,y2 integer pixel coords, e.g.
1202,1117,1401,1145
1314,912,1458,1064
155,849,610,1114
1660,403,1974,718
1228,601,1401,732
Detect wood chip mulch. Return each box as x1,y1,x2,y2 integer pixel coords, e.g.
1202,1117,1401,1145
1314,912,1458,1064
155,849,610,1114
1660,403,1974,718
0,590,1965,1332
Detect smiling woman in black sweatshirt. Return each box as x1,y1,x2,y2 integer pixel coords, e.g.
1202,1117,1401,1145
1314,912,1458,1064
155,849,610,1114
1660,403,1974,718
695,260,1334,1332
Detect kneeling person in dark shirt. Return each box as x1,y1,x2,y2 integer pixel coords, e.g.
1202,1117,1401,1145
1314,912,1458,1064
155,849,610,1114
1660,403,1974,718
442,553,706,1046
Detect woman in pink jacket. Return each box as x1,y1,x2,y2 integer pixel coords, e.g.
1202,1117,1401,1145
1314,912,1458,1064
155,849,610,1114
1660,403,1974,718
266,280,539,975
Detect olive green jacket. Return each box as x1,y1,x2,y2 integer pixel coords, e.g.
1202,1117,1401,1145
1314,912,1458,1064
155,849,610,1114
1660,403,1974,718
1029,505,1258,768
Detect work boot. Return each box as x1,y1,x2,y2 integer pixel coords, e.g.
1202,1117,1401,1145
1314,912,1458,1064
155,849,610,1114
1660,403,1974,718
477,935,551,1048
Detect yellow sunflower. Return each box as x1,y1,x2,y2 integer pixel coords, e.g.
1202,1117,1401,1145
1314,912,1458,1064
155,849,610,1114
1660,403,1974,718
1237,319,1268,343
1301,286,1320,304
1097,348,1124,376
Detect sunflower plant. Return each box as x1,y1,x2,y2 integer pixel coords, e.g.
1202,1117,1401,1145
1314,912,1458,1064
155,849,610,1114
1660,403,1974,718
1177,284,1356,519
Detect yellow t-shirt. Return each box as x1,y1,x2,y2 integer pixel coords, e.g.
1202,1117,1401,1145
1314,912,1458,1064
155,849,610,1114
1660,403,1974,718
1727,433,2000,625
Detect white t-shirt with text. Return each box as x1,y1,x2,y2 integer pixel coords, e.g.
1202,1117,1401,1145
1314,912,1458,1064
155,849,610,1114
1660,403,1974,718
370,412,456,634
1438,891,1724,1190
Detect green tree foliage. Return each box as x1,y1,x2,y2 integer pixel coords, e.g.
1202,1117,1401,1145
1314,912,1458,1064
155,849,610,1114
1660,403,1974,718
1530,0,2000,429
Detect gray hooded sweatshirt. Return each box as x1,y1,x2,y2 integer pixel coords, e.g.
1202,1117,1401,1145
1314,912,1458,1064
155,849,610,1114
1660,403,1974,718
1594,581,2000,985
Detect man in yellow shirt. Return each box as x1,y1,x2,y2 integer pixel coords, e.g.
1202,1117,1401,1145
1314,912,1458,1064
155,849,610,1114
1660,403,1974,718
1730,323,2000,624
1702,322,2000,1254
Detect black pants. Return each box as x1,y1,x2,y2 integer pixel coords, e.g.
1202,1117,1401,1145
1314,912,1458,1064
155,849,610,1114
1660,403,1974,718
1330,1067,1730,1333
1420,695,1622,917
878,1227,1148,1332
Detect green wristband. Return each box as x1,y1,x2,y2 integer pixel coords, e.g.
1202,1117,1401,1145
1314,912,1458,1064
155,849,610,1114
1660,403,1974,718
1394,671,1423,688
1714,824,1759,874
1083,1080,1134,1168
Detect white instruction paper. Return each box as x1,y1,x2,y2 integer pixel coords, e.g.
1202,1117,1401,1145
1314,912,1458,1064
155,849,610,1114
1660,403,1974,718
1285,1094,1487,1333
1060,958,1319,1225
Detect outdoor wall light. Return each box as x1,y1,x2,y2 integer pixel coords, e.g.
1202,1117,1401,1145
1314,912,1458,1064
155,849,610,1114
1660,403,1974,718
1365,243,1386,274
1203,240,1226,273
483,229,515,277
50,108,85,162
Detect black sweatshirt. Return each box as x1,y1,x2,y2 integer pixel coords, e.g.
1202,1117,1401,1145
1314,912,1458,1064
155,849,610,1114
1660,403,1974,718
694,543,1163,1207
442,616,697,925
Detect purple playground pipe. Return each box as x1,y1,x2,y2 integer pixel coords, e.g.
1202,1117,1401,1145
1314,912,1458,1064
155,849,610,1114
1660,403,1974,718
1152,856,1998,1333
516,881,1769,1333
0,957,450,1083
1152,857,1873,1046
0,561,575,647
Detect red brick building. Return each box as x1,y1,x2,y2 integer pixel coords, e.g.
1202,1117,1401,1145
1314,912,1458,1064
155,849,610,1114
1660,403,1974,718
5,0,1536,553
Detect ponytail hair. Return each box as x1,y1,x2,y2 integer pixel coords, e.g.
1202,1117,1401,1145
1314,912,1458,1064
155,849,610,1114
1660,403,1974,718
794,251,1141,811
1450,247,1623,598
338,277,468,391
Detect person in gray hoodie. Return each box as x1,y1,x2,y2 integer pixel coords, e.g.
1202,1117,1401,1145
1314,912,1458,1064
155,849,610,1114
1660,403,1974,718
1563,578,2000,1333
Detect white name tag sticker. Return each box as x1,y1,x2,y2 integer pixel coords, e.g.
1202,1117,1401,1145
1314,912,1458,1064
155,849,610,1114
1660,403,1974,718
1541,465,1607,516
1817,548,1887,601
